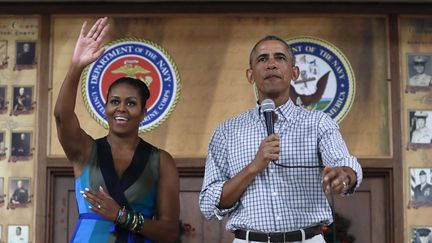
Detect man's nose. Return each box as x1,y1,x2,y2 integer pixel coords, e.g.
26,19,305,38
267,58,277,69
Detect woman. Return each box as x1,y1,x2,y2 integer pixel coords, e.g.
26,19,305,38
54,17,180,243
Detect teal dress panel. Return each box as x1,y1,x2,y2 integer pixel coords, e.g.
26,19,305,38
71,141,160,243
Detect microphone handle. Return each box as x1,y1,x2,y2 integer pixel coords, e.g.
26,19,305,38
264,111,274,135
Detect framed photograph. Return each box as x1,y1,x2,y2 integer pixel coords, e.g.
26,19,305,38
0,40,8,69
408,110,432,149
409,168,432,209
406,53,432,92
0,131,6,160
8,178,30,208
7,225,28,243
10,86,35,116
0,86,7,114
0,224,2,241
411,226,432,243
0,177,4,206
14,41,36,69
9,131,32,162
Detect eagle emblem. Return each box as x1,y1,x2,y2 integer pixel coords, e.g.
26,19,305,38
111,59,153,87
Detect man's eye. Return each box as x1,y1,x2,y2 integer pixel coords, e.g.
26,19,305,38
276,55,287,60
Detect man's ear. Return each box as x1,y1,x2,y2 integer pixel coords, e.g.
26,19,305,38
246,68,254,85
291,66,300,81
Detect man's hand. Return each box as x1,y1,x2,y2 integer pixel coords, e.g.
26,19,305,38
250,134,279,173
322,166,357,195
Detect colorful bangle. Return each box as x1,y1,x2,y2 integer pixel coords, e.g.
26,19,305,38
115,206,126,224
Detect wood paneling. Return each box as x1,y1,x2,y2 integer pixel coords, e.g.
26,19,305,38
48,167,391,243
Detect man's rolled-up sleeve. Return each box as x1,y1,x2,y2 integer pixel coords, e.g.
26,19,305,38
199,124,239,220
318,114,363,193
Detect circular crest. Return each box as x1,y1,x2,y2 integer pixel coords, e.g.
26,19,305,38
81,38,181,133
286,36,355,123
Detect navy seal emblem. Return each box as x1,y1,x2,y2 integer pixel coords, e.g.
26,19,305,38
81,38,181,132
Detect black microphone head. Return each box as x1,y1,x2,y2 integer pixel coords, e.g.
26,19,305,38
261,99,275,112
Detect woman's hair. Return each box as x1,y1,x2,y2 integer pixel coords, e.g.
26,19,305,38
106,77,150,110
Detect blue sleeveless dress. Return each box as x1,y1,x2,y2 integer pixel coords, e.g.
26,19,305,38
71,137,159,243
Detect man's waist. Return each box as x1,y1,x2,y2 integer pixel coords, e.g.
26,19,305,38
234,225,322,242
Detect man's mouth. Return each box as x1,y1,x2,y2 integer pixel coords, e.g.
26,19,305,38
264,74,282,80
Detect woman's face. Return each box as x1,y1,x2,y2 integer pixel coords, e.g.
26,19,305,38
105,83,146,135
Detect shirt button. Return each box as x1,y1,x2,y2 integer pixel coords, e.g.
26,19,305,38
272,191,278,196
276,216,282,220
269,168,275,173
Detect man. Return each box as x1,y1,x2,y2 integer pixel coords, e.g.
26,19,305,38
0,140,6,156
8,226,27,243
199,35,362,243
12,133,30,157
12,88,30,114
411,111,432,144
10,180,28,204
413,170,432,203
16,42,35,65
409,55,432,87
413,227,432,243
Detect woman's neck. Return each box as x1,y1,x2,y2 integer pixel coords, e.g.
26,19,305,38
106,133,140,149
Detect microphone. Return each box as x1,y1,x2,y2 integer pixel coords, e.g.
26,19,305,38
261,99,275,136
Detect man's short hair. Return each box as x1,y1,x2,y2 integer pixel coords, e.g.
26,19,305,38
249,35,295,67
419,170,427,176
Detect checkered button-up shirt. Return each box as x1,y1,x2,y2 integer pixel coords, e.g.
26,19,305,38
199,99,362,233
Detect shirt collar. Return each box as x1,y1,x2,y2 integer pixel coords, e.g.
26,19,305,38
253,98,297,123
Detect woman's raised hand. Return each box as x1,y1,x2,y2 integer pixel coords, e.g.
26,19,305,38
72,17,109,68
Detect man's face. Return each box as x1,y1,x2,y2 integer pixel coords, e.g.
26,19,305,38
420,174,427,184
17,180,23,188
416,118,426,129
22,43,30,53
414,62,425,74
16,227,21,236
246,40,299,102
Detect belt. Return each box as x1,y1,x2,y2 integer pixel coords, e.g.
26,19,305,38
234,226,322,242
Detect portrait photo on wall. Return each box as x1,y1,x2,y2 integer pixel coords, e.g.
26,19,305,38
10,86,35,116
411,226,432,243
0,131,7,160
408,110,432,149
409,168,432,209
0,40,8,69
0,177,4,207
7,225,29,243
7,178,31,209
0,86,8,115
9,131,32,162
14,41,36,70
406,53,432,92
